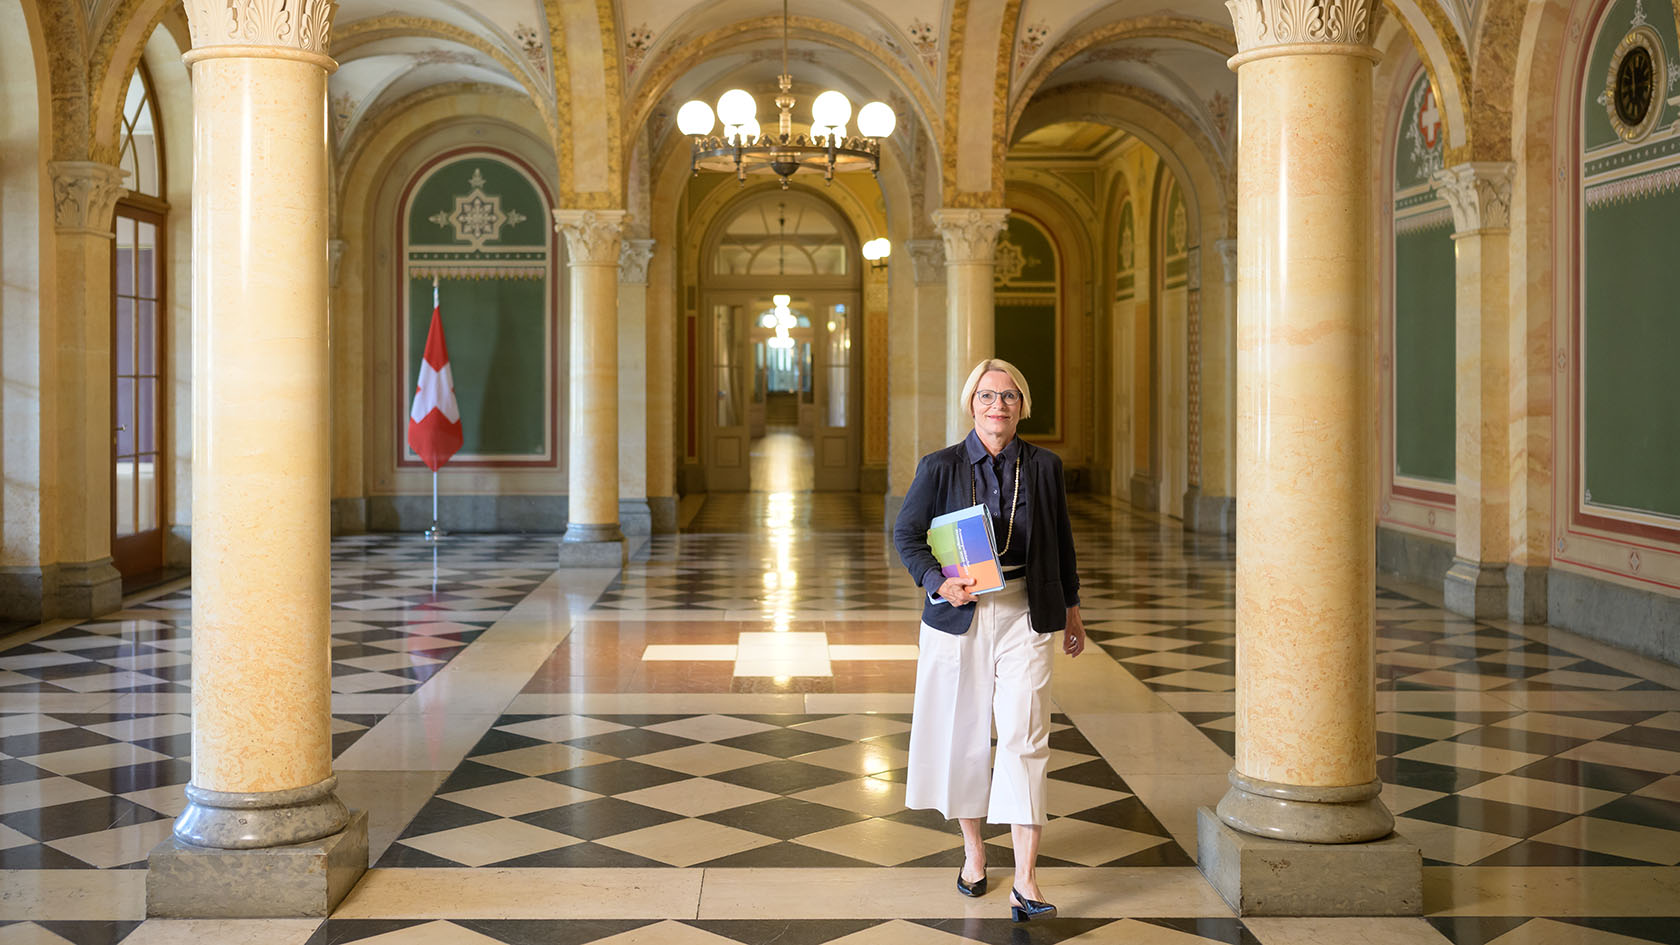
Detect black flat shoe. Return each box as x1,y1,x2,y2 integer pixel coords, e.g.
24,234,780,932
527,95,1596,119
956,866,988,897
1010,888,1056,922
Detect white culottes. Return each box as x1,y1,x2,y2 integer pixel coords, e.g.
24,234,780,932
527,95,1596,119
904,580,1054,825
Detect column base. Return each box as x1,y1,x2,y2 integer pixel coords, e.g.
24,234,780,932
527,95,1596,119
557,529,625,566
1129,473,1160,511
146,809,367,918
1196,807,1421,916
52,557,122,617
618,500,653,536
1215,771,1394,843
1443,555,1508,618
648,496,678,534
1507,563,1548,624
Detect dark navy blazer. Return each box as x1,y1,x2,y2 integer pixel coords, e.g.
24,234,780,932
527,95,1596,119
893,438,1081,635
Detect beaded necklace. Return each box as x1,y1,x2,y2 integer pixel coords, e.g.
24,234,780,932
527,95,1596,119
970,452,1021,556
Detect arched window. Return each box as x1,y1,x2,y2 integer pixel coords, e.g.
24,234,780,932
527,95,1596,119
112,62,169,577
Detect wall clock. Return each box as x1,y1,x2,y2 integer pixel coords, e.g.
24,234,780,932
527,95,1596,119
1606,26,1666,142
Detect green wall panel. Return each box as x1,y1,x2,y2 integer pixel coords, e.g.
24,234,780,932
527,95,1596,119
408,159,547,248
407,278,549,458
1582,190,1680,516
1393,225,1456,483
995,300,1057,437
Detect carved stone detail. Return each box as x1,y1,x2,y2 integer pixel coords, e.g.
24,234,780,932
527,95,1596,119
186,0,339,53
930,208,1009,266
553,209,628,266
1225,0,1375,53
1215,238,1238,285
905,239,945,285
618,239,655,285
1431,162,1515,234
48,162,126,236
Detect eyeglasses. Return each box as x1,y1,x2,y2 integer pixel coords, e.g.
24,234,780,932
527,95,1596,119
975,389,1022,407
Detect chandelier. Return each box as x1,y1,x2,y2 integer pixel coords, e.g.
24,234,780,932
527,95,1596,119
676,0,896,188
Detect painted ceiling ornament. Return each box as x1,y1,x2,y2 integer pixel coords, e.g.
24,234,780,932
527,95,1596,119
330,92,353,143
513,23,547,77
625,23,654,74
414,48,477,66
1207,91,1233,139
1119,221,1135,270
907,19,940,71
1016,22,1050,74
430,167,527,251
992,236,1032,286
1171,203,1188,252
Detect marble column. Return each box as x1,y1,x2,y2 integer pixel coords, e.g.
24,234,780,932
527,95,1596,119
148,0,366,918
617,238,657,534
1432,162,1516,619
46,161,126,617
1195,0,1420,916
553,209,627,563
931,208,1008,442
906,239,948,457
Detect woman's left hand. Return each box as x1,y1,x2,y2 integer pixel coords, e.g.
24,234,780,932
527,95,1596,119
1063,605,1086,658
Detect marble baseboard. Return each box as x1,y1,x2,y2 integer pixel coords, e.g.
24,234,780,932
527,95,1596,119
1183,487,1236,536
556,536,626,566
146,810,367,918
648,496,678,534
1549,568,1680,667
1507,563,1548,624
331,498,368,535
1376,527,1455,589
0,564,53,623
1196,807,1422,916
618,499,652,536
366,495,568,533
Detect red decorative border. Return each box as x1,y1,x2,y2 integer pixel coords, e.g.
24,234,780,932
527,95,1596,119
394,146,560,470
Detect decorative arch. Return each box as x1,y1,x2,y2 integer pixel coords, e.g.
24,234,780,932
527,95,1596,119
1384,0,1474,160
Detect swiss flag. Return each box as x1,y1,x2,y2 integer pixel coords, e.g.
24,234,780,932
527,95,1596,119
407,281,463,471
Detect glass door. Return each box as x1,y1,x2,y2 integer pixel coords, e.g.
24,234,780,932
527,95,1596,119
811,297,859,491
112,207,165,576
704,299,751,491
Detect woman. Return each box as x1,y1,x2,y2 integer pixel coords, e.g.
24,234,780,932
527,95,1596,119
892,358,1086,923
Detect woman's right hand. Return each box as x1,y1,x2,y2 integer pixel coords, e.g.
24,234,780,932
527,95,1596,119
939,575,978,605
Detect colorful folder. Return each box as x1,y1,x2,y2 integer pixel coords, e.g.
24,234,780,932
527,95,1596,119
927,504,1006,598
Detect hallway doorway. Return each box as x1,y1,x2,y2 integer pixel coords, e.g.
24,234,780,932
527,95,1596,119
698,191,862,493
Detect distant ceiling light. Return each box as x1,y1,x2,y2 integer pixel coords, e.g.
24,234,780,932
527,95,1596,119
773,293,791,307
680,0,894,189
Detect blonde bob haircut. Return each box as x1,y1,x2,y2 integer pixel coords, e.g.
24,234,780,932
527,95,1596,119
960,358,1033,420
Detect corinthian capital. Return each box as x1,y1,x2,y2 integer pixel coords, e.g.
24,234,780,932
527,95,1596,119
905,239,945,285
186,0,338,54
1431,162,1514,235
1225,0,1376,53
48,162,126,236
931,208,1009,265
553,209,628,266
618,239,655,285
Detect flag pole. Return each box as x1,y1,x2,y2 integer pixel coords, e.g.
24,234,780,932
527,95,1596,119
424,275,448,544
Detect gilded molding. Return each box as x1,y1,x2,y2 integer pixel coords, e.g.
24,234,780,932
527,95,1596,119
1431,161,1514,234
185,0,338,52
906,238,946,284
618,238,655,284
1224,0,1374,52
48,161,126,236
553,208,627,265
931,207,1009,265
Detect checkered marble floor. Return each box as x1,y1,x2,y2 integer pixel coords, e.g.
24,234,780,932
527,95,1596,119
4,496,1680,945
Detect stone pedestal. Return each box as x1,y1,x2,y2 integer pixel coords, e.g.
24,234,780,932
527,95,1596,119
1197,808,1421,916
148,810,367,918
1444,555,1509,617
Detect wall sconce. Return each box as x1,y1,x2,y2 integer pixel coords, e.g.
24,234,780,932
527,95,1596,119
862,237,891,271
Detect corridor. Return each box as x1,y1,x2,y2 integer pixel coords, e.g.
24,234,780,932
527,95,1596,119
2,496,1679,944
